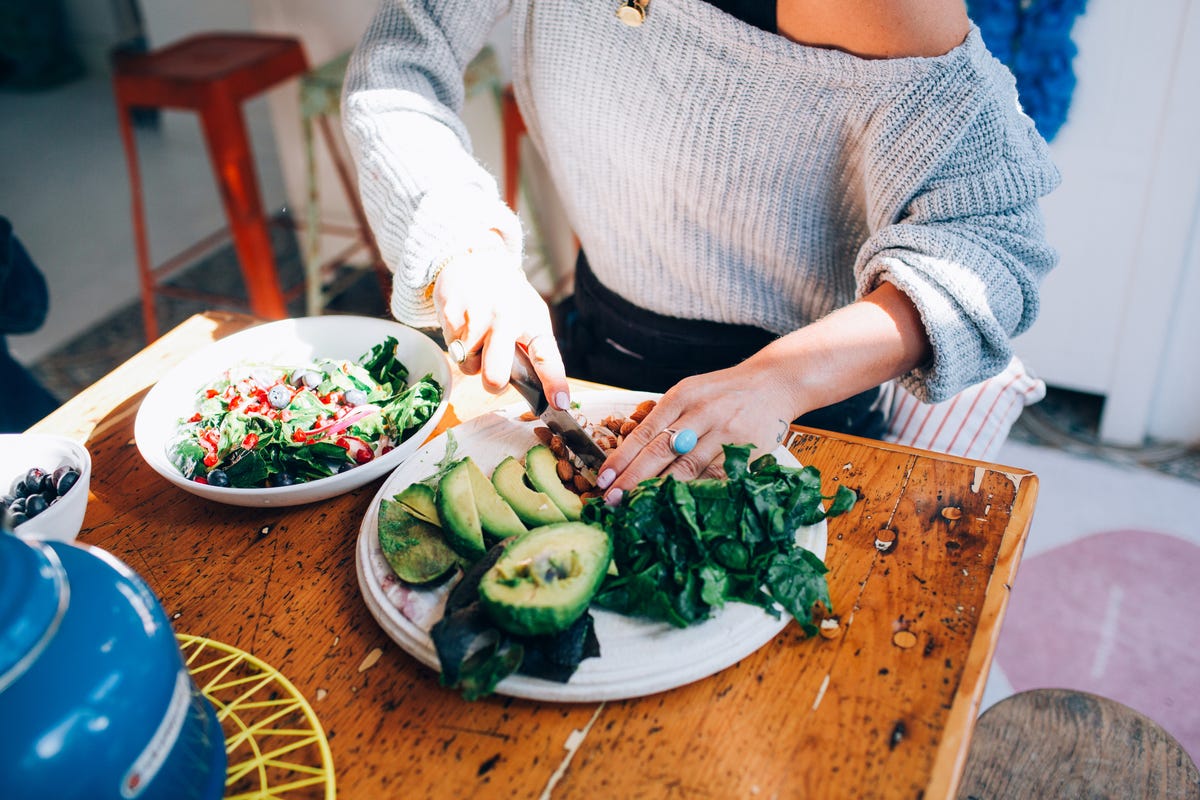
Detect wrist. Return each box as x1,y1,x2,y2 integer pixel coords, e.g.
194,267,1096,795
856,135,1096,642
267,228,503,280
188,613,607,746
425,229,513,301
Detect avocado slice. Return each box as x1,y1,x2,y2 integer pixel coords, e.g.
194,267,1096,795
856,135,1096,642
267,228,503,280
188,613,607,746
523,444,583,521
378,498,461,584
394,482,440,526
436,459,487,561
492,456,567,527
463,457,527,543
479,522,613,636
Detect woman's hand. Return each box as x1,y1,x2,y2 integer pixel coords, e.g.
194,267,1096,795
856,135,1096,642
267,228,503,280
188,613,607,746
594,356,799,505
432,236,570,409
593,280,933,504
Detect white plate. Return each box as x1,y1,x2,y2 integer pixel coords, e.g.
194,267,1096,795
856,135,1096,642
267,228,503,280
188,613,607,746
134,316,452,507
356,390,827,702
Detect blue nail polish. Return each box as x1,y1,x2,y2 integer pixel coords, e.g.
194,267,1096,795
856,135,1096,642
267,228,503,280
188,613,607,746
604,487,623,506
596,468,615,489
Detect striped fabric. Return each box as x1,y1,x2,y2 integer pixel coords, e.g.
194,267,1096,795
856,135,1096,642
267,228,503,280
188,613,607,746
883,356,1045,460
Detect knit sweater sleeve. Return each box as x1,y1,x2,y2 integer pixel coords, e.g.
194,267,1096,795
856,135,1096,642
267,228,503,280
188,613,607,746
855,63,1061,403
341,0,519,328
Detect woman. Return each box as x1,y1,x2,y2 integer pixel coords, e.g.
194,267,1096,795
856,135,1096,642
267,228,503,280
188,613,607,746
342,0,1059,504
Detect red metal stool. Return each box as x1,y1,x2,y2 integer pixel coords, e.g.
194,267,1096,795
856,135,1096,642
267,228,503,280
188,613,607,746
112,33,309,340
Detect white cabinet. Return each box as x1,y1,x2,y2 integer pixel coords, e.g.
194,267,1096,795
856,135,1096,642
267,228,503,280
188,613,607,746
1015,0,1200,444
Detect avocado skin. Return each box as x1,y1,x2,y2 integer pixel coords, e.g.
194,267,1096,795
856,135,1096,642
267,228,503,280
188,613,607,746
492,456,567,527
436,459,487,561
479,522,612,637
463,457,527,542
524,444,584,521
378,498,461,584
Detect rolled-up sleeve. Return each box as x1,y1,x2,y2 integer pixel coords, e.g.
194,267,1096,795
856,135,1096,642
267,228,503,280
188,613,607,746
342,0,521,328
856,100,1061,403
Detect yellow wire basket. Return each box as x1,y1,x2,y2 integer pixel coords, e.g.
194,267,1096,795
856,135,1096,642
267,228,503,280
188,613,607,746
177,634,336,800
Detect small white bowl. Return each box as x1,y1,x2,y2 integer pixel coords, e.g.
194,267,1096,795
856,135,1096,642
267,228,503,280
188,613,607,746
133,316,452,508
1,434,92,542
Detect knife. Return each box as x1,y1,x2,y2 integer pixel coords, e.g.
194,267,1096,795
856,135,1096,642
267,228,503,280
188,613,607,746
510,343,608,473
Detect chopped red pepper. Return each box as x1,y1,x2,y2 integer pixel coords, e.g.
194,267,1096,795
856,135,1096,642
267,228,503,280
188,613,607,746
203,454,219,468
291,429,309,443
205,388,219,398
241,433,259,449
188,412,202,423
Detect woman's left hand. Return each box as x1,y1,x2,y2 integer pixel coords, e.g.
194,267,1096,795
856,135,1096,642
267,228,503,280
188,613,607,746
593,359,798,505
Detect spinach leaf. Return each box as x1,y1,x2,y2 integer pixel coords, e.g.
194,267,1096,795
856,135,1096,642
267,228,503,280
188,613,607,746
585,444,854,634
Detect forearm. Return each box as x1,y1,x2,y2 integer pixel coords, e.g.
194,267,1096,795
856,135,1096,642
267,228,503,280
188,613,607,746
750,281,931,418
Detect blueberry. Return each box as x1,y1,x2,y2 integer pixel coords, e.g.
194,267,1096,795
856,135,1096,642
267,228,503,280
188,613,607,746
269,472,295,487
8,511,28,528
1,494,13,509
207,469,231,487
337,461,356,474
344,389,368,407
53,466,79,496
24,494,49,518
9,497,26,514
267,385,292,410
24,468,48,496
10,474,28,498
301,371,323,389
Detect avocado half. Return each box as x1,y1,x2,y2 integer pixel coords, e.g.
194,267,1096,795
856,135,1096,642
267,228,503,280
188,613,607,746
479,522,612,637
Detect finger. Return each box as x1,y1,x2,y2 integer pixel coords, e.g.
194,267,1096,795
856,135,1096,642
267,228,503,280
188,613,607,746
478,327,517,393
452,316,489,376
660,437,723,482
524,332,569,409
602,424,691,504
596,397,682,488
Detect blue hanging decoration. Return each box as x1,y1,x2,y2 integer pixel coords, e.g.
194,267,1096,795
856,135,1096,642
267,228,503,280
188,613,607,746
967,0,1089,142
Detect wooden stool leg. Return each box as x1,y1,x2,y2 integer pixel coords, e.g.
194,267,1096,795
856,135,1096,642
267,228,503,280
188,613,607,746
115,100,160,341
197,97,289,320
501,85,524,212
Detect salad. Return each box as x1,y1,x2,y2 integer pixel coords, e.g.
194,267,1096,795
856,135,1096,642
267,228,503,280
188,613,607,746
168,336,443,488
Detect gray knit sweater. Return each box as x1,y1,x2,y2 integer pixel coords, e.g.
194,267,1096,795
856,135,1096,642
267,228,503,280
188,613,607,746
342,0,1060,402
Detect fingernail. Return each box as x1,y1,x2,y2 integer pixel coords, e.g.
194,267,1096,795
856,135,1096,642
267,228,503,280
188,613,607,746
596,468,615,489
554,391,569,410
604,487,624,506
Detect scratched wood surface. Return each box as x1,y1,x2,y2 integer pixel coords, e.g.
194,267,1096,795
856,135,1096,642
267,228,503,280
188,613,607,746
30,312,1038,799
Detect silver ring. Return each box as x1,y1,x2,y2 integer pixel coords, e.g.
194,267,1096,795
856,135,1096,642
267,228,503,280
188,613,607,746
664,427,697,456
448,339,468,364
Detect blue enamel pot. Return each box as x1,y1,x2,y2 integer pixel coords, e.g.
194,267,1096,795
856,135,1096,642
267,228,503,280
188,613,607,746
0,531,226,799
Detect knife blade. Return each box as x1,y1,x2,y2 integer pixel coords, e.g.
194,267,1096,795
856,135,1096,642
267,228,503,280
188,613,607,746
510,343,608,472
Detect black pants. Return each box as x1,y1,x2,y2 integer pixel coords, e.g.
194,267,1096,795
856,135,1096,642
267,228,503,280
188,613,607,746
555,253,888,439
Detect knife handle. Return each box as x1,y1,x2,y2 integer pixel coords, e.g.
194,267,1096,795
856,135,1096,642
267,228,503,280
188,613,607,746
510,343,549,415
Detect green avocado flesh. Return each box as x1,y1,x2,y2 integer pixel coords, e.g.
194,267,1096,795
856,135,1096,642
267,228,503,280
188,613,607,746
523,444,583,521
479,522,612,637
394,482,439,525
464,458,527,542
378,498,461,584
492,456,567,527
436,459,486,561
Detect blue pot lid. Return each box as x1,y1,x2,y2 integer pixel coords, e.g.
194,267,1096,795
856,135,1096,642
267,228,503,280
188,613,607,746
0,531,67,691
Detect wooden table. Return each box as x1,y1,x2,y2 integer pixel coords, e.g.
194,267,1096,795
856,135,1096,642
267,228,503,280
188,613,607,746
30,311,1039,799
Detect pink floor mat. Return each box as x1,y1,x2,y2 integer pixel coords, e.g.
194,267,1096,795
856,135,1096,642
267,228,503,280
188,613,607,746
995,529,1200,760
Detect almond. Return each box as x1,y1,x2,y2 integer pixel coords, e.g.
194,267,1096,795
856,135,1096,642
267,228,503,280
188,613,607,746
533,426,553,446
572,473,592,492
619,419,638,436
556,458,574,482
629,400,656,422
549,435,566,458
518,410,537,422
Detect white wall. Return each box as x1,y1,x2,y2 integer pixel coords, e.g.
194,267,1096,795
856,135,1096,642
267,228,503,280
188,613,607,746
1012,0,1200,444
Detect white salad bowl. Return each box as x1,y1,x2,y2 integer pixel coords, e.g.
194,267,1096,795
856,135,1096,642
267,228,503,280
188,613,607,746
134,316,452,508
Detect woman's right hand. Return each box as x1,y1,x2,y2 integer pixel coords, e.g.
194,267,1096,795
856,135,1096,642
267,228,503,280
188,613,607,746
432,237,571,410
